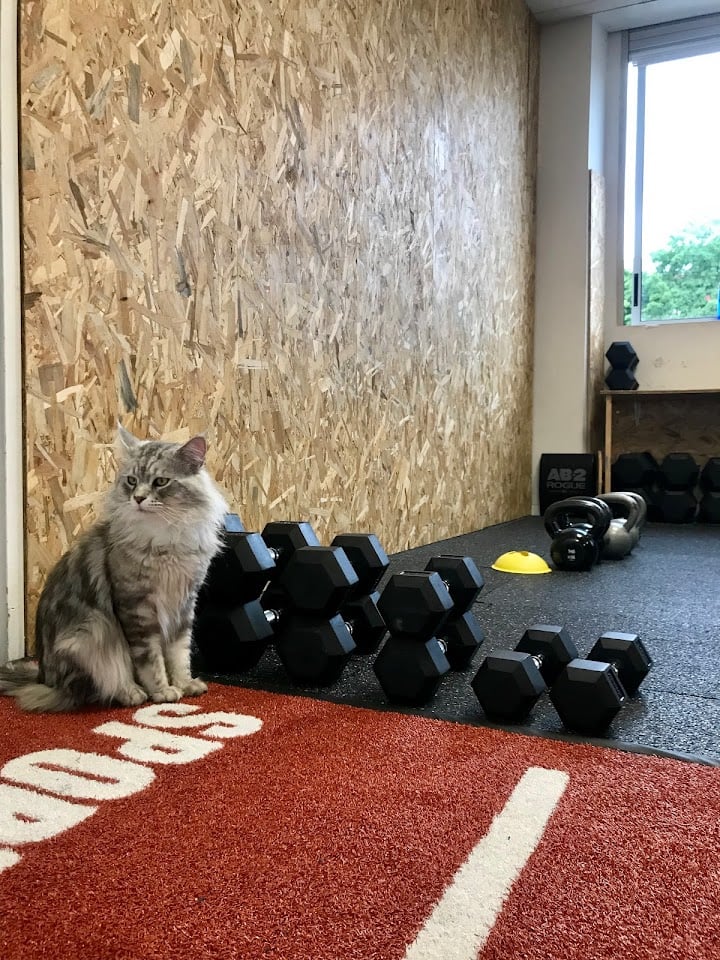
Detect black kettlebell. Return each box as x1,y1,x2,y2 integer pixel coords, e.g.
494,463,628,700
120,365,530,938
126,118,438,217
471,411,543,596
543,497,613,571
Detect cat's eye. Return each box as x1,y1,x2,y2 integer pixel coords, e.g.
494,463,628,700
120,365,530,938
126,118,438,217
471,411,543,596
126,476,137,488
153,477,171,488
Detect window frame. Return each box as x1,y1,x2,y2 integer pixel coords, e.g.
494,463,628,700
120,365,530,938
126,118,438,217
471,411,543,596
623,14,720,327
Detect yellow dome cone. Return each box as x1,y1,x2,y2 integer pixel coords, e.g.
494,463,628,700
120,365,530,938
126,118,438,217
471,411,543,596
491,550,552,574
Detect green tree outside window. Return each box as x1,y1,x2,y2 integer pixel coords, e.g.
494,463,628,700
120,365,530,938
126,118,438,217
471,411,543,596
624,224,720,324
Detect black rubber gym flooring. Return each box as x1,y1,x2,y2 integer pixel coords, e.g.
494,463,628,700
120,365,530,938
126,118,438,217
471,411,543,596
202,517,720,766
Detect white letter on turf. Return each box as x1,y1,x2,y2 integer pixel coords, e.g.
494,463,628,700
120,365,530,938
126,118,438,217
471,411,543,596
0,783,97,846
132,703,263,739
2,749,155,800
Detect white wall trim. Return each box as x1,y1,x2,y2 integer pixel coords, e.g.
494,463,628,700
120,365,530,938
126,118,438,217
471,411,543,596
0,0,26,662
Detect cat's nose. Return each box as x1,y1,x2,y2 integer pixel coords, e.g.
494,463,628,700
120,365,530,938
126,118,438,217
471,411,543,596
134,494,147,504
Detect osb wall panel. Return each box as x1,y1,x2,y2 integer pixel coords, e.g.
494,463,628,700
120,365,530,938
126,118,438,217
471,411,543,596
21,0,539,628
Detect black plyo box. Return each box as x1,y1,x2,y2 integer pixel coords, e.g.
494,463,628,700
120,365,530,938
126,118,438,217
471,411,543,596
539,453,598,514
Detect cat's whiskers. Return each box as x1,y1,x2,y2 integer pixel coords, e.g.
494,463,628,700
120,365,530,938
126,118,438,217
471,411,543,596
149,505,204,532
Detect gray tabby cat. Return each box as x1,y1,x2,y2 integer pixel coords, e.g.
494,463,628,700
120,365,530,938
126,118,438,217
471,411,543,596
0,426,228,712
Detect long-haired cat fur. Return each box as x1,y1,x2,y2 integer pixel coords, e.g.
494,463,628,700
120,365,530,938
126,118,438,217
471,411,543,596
0,425,228,712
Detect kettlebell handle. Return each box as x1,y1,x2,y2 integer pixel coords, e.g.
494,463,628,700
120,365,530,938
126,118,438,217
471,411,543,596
596,492,641,532
544,496,612,539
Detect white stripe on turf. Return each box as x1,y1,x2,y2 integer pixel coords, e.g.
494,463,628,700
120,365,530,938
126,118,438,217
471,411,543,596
404,765,569,960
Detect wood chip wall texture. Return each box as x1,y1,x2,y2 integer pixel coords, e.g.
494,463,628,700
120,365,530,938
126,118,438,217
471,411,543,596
20,0,539,636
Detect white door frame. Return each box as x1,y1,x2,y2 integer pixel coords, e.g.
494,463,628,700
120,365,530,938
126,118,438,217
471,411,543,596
0,0,26,662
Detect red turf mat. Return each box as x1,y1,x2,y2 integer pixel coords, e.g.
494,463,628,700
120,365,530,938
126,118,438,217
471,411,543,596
1,684,719,960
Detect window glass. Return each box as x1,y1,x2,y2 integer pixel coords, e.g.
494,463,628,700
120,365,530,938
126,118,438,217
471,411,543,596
624,51,720,324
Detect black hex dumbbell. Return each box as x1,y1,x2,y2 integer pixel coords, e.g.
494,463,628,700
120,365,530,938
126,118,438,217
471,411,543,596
256,519,326,614
193,518,319,672
330,533,390,654
654,453,699,524
266,546,361,685
611,451,659,491
550,631,652,734
196,513,250,607
471,625,578,723
699,457,720,523
194,521,323,671
425,556,485,669
604,341,639,391
373,571,454,705
197,515,317,611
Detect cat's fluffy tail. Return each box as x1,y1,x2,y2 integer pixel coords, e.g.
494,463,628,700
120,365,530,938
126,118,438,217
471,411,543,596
0,661,77,712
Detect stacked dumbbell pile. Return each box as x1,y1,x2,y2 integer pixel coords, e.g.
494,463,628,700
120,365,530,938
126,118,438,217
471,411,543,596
654,453,699,523
373,556,485,705
610,451,658,510
192,514,653,737
612,452,720,523
698,458,720,522
194,522,486,705
194,517,387,686
604,341,639,391
471,625,652,734
330,534,390,655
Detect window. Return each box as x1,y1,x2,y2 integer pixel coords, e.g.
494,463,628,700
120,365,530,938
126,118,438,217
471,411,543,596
624,15,720,325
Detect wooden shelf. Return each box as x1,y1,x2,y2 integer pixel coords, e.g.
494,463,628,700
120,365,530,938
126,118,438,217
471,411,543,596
602,389,720,492
601,389,720,397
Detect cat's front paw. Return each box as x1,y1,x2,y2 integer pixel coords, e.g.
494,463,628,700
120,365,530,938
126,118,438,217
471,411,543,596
182,678,208,697
150,685,183,703
117,684,149,707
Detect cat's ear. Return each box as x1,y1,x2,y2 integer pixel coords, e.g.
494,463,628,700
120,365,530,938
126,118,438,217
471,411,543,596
116,422,141,457
176,435,207,472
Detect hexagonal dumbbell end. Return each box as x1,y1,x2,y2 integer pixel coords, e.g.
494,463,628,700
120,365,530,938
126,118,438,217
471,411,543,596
549,659,627,734
222,513,246,535
441,611,485,670
586,632,652,695
331,533,390,596
373,637,450,705
605,341,638,371
700,457,720,492
274,613,356,686
659,453,699,491
471,651,546,723
192,599,275,674
199,524,277,607
277,545,359,615
341,591,387,655
425,556,484,614
515,624,579,685
261,521,320,571
377,571,454,640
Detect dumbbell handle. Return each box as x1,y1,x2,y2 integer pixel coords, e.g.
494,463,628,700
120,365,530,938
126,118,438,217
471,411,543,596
265,608,282,628
402,570,452,594
527,652,548,676
265,604,358,636
433,577,480,620
530,651,624,691
586,631,653,696
589,657,626,689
